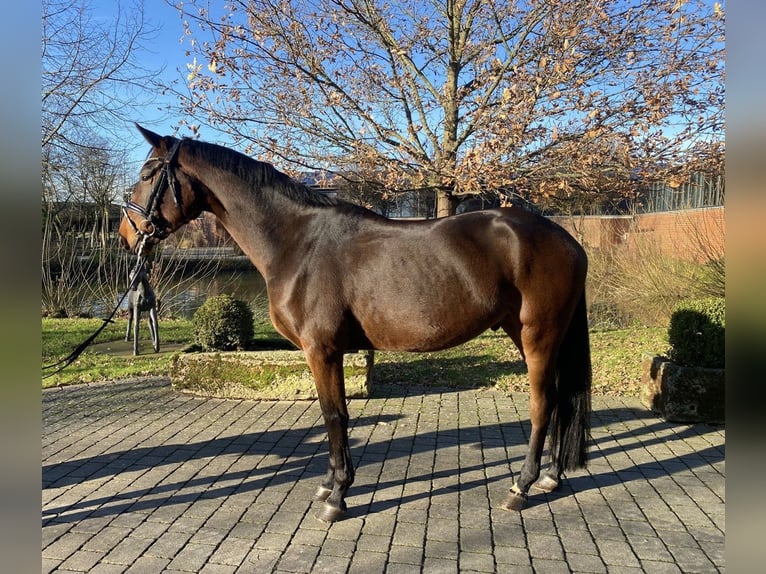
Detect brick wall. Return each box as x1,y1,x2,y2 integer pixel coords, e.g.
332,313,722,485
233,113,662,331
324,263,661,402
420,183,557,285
549,206,725,263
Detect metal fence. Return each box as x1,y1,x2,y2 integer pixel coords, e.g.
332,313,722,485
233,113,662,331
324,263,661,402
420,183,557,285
635,172,724,213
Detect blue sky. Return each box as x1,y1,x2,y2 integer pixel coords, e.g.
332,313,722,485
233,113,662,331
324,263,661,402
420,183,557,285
91,0,228,166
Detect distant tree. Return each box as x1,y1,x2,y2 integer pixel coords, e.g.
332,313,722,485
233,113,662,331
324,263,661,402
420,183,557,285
76,143,127,250
174,0,724,216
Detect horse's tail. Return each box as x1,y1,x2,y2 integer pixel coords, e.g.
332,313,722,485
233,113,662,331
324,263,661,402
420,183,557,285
549,291,592,470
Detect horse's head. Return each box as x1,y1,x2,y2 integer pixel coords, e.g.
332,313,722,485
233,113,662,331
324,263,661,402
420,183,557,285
119,124,200,255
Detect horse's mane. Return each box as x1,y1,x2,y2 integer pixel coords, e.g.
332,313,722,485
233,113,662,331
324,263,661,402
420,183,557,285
185,138,339,208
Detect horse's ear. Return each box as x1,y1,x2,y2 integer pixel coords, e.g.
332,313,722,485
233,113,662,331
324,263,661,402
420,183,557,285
135,123,164,150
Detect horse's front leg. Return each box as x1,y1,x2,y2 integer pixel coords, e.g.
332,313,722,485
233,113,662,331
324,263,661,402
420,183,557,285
305,348,354,523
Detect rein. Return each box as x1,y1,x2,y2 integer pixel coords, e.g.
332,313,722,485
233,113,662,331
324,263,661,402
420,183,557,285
43,140,183,379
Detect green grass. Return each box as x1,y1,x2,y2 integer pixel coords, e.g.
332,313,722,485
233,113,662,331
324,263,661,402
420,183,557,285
42,317,195,388
42,318,668,396
373,326,668,396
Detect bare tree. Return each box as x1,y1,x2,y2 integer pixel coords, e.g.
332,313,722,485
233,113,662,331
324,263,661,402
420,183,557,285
173,0,724,216
79,146,125,250
42,0,161,157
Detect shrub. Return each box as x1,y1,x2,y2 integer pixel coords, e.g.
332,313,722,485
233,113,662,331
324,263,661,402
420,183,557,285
667,297,725,368
192,294,254,351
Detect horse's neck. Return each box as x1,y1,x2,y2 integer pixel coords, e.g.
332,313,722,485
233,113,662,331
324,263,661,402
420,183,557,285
202,175,311,278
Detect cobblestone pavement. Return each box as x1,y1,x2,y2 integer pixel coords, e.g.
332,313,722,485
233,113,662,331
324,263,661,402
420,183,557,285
43,378,725,573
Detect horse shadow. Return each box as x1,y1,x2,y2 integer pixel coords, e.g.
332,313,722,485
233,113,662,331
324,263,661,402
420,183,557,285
43,382,724,524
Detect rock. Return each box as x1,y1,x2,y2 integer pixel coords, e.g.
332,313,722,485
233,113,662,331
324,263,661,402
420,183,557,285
640,354,724,424
171,349,374,400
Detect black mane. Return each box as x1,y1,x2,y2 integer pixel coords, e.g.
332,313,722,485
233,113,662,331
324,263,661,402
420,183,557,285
186,138,339,208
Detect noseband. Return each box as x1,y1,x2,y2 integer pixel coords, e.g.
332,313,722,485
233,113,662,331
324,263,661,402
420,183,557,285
122,139,184,252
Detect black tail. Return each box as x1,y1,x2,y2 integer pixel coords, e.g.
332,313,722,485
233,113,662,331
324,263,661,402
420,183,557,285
549,292,592,470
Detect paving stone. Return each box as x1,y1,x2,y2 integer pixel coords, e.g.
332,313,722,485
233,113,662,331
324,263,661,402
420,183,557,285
346,549,387,574
124,555,171,573
86,562,130,574
357,533,391,553
59,549,104,571
311,554,352,574
459,551,495,572
388,543,424,565
42,557,62,574
531,557,574,573
276,543,321,573
102,536,155,566
42,380,726,573
527,532,565,561
198,563,238,574
43,531,93,561
640,560,684,574
241,548,281,572
209,537,255,566
145,531,194,559
595,538,641,568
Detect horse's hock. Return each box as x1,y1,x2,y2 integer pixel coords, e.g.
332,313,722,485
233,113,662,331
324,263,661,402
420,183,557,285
171,350,374,400
640,354,724,424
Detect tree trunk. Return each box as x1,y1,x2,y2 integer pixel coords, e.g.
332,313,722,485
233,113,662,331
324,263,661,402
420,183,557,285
435,189,458,218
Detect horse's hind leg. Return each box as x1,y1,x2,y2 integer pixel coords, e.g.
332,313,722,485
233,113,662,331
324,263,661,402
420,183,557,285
305,349,355,523
502,327,558,511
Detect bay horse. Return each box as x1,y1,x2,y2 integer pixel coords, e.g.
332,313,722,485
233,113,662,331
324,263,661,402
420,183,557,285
119,124,591,523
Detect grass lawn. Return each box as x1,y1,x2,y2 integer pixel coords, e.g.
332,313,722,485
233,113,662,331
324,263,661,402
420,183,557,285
42,317,668,396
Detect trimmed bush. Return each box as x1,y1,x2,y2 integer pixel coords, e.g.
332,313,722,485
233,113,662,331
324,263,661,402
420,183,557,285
192,294,254,351
667,297,725,368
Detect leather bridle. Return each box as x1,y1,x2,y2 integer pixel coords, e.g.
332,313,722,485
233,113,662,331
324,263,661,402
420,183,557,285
122,138,184,254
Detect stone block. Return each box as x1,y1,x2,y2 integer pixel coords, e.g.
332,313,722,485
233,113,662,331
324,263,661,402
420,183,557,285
171,349,374,400
640,354,724,423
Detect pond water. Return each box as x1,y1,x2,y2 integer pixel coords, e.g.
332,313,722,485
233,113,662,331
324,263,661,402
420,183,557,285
152,269,269,319
65,268,270,320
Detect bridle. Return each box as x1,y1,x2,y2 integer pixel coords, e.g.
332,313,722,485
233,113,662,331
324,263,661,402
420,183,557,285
122,138,184,255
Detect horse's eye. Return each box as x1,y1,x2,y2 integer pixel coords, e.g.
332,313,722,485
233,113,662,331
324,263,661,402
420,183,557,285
141,174,151,182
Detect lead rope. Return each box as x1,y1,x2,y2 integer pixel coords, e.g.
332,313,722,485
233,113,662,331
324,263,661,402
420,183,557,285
43,238,151,379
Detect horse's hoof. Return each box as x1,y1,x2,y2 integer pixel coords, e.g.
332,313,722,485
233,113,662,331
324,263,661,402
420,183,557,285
500,492,528,512
313,486,332,502
317,503,346,523
532,475,559,493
